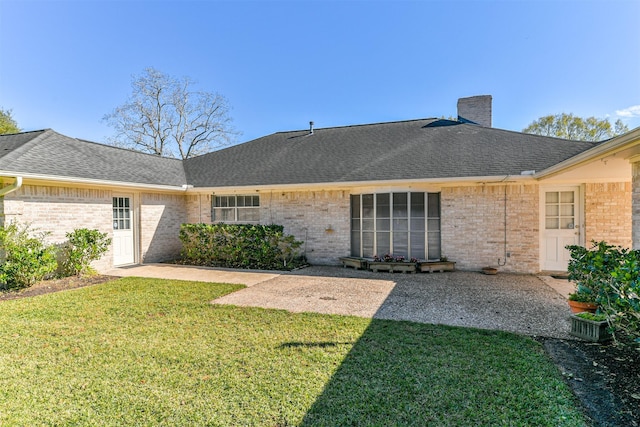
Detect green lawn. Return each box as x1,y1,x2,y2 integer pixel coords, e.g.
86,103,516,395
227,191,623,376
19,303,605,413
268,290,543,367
0,278,586,426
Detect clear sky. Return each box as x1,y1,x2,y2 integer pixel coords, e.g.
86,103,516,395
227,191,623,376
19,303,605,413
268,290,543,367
1,0,639,146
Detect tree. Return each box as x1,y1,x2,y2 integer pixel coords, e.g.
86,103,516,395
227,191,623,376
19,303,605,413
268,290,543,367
103,67,235,159
523,113,629,142
0,108,20,134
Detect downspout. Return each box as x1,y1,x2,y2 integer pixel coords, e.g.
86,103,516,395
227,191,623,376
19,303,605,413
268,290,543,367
0,177,22,197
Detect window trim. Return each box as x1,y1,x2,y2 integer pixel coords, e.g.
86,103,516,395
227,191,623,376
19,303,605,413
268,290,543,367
212,194,260,223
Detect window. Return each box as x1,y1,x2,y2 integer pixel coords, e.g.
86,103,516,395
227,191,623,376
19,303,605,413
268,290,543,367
212,195,260,222
351,192,441,260
113,197,131,230
545,191,575,229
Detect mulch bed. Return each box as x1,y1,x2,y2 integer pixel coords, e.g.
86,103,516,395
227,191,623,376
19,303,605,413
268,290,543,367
0,275,116,301
1,276,639,426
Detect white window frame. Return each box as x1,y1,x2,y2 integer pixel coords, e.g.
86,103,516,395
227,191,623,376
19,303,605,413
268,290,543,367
212,194,260,223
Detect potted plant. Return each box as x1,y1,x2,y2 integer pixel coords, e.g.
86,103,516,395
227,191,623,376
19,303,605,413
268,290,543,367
567,291,598,314
569,312,612,342
369,254,417,273
566,242,620,314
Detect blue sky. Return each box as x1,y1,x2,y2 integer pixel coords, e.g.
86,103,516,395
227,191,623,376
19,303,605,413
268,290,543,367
1,0,639,145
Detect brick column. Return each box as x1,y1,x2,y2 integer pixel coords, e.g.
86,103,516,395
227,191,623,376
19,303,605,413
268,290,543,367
632,158,640,250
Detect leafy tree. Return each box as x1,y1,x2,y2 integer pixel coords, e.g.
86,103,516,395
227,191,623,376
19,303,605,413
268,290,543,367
523,113,629,142
103,67,235,159
0,108,20,134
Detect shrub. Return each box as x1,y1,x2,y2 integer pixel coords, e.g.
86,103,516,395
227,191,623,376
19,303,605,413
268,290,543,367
566,241,622,304
0,222,57,290
567,241,640,344
60,228,111,277
179,223,305,270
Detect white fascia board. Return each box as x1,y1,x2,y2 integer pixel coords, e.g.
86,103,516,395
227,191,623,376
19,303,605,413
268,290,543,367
534,126,640,180
191,175,535,194
0,171,187,192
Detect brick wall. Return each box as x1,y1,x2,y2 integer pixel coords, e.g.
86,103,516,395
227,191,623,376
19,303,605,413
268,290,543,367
139,192,188,263
585,182,632,248
262,190,351,264
441,184,539,273
1,184,113,272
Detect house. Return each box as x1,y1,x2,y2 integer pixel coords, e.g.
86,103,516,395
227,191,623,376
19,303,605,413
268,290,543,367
0,95,638,274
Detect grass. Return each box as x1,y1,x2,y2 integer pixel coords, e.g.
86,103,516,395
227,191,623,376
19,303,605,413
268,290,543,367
0,277,586,426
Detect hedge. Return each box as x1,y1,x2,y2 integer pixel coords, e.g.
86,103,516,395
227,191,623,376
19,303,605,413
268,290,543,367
179,223,305,271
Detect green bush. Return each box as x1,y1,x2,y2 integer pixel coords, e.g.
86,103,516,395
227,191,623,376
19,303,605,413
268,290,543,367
566,241,622,304
0,222,57,290
179,223,305,270
60,228,111,277
567,241,640,344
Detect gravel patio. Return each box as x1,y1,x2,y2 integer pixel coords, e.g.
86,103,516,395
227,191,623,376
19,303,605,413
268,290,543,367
111,264,573,339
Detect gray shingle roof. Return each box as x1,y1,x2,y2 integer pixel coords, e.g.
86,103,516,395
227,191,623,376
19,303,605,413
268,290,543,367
183,119,599,187
0,121,600,189
0,129,186,187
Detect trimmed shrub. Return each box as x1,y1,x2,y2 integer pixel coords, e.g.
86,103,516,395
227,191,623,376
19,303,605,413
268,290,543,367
60,228,111,277
0,222,57,290
179,223,305,270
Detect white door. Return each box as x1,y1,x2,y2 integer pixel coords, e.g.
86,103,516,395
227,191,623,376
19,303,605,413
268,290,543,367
541,187,582,271
113,196,135,265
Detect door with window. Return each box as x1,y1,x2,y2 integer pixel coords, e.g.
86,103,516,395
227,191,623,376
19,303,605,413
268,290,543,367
541,187,582,271
113,196,135,265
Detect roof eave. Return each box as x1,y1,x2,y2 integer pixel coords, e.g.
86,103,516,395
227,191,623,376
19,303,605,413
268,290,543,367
534,127,640,180
0,171,188,192
191,175,536,193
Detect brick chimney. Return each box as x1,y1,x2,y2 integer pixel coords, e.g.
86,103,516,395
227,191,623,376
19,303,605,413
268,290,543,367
457,95,492,127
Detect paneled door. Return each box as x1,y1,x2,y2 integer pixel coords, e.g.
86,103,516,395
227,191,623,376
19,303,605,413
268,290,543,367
112,196,135,265
541,187,582,271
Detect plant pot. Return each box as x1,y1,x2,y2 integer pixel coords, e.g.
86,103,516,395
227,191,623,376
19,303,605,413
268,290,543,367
339,257,368,270
369,261,416,274
569,314,612,342
419,261,456,273
481,267,498,275
567,300,598,314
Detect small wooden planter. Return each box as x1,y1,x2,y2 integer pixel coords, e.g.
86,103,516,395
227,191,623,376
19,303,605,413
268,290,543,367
339,257,369,270
419,261,455,273
369,261,416,274
569,314,612,342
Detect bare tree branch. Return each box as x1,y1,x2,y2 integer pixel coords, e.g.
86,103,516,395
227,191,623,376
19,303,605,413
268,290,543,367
103,67,237,158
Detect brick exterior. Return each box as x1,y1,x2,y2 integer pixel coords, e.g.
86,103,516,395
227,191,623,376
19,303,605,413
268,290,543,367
0,184,189,271
585,182,632,248
633,162,640,250
0,184,113,272
441,184,540,273
1,178,631,274
262,190,351,265
139,193,188,263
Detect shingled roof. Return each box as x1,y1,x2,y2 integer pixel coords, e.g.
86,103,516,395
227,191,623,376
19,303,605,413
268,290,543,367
183,119,599,187
0,121,600,189
0,129,186,187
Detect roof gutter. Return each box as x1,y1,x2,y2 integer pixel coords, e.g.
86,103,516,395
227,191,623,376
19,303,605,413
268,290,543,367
0,176,22,197
0,171,186,192
194,174,536,193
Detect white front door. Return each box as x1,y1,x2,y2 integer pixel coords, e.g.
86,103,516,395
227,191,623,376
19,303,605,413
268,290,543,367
541,187,582,271
113,196,135,266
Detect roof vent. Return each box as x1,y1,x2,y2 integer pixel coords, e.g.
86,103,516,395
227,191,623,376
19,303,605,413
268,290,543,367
309,121,314,135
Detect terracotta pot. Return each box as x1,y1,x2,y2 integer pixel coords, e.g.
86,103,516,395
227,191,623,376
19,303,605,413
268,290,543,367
481,267,498,275
568,300,598,314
